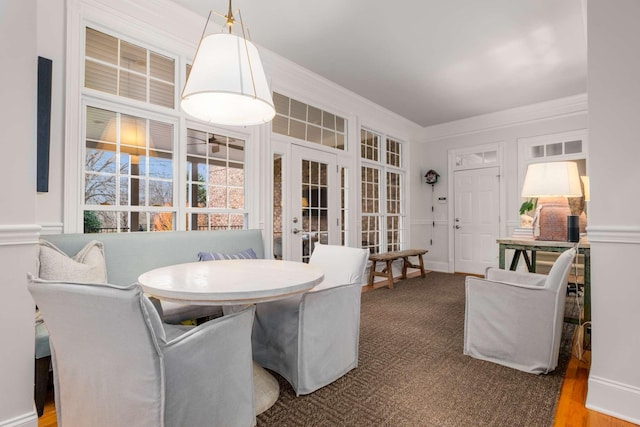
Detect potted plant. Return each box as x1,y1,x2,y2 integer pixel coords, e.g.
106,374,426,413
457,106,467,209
519,198,536,227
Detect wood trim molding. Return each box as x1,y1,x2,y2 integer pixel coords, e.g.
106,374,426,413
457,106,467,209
586,226,640,244
39,223,64,235
0,224,41,247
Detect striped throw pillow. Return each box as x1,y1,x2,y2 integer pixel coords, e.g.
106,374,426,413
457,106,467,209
198,248,258,261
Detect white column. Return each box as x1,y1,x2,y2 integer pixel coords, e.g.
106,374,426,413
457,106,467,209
586,0,640,424
0,0,40,425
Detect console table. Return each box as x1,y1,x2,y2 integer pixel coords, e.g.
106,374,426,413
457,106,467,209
497,238,590,323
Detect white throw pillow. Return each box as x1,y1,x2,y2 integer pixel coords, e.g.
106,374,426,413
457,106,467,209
37,239,108,284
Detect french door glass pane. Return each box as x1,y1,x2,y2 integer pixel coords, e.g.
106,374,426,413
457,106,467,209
301,159,329,263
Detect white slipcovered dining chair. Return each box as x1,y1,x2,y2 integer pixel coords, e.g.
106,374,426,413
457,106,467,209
464,247,576,374
251,244,369,395
28,276,256,427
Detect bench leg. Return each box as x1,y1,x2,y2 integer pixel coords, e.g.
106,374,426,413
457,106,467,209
385,260,394,289
401,255,427,280
368,260,376,287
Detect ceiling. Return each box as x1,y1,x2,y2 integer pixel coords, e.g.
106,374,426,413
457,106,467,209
169,0,587,127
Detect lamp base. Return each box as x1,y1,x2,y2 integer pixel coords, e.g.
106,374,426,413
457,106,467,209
534,198,572,241
567,215,580,242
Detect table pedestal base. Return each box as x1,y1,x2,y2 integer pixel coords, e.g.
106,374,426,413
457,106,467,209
253,361,279,415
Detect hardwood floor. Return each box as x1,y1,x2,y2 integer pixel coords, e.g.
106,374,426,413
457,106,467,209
37,349,637,427
553,351,637,427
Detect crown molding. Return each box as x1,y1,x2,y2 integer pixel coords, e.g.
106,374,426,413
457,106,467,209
420,93,588,142
261,49,424,141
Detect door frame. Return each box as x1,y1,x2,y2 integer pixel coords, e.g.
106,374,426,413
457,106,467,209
447,142,506,273
290,144,340,262
269,138,340,262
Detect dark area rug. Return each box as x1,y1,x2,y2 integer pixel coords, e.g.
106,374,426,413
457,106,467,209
257,272,577,427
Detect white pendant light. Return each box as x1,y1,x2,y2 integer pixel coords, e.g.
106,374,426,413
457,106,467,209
181,1,275,126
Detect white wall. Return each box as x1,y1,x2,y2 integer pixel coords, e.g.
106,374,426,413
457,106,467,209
0,0,39,425
585,0,640,423
35,0,66,234
410,97,588,272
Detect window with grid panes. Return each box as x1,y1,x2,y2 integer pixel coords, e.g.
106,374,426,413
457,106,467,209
82,27,249,233
386,138,401,167
361,129,379,161
360,128,405,254
530,140,583,158
361,166,381,253
272,92,347,150
83,106,175,232
185,129,247,231
85,28,175,108
386,171,402,251
83,27,178,232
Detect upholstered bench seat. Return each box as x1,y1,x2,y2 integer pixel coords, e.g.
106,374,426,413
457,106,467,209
40,229,265,324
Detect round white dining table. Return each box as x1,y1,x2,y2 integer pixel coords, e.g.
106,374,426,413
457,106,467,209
137,259,324,305
137,258,324,416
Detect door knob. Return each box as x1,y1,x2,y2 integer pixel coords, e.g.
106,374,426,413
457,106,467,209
455,225,461,229
292,228,302,234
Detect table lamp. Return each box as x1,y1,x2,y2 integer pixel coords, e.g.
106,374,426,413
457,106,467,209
521,162,583,242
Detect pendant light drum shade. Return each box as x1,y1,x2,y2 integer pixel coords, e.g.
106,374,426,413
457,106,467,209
181,32,275,126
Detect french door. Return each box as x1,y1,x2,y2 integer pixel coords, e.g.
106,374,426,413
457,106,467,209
273,143,339,263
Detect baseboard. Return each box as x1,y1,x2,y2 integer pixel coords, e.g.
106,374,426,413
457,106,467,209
586,375,640,425
0,409,37,427
424,260,449,272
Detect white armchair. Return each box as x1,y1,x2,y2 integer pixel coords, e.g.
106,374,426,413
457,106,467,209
28,276,256,427
251,244,369,395
464,247,576,374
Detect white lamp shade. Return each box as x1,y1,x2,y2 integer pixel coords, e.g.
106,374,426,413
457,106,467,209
181,33,275,126
521,162,583,198
580,176,590,201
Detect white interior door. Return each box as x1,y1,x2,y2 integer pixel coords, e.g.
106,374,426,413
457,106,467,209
454,167,500,274
286,145,339,263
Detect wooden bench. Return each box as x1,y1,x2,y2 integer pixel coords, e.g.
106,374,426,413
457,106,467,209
368,249,428,289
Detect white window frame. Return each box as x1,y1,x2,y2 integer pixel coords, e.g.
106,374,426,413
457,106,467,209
81,98,180,231
517,129,589,195
359,127,407,254
65,11,259,233
183,123,251,231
